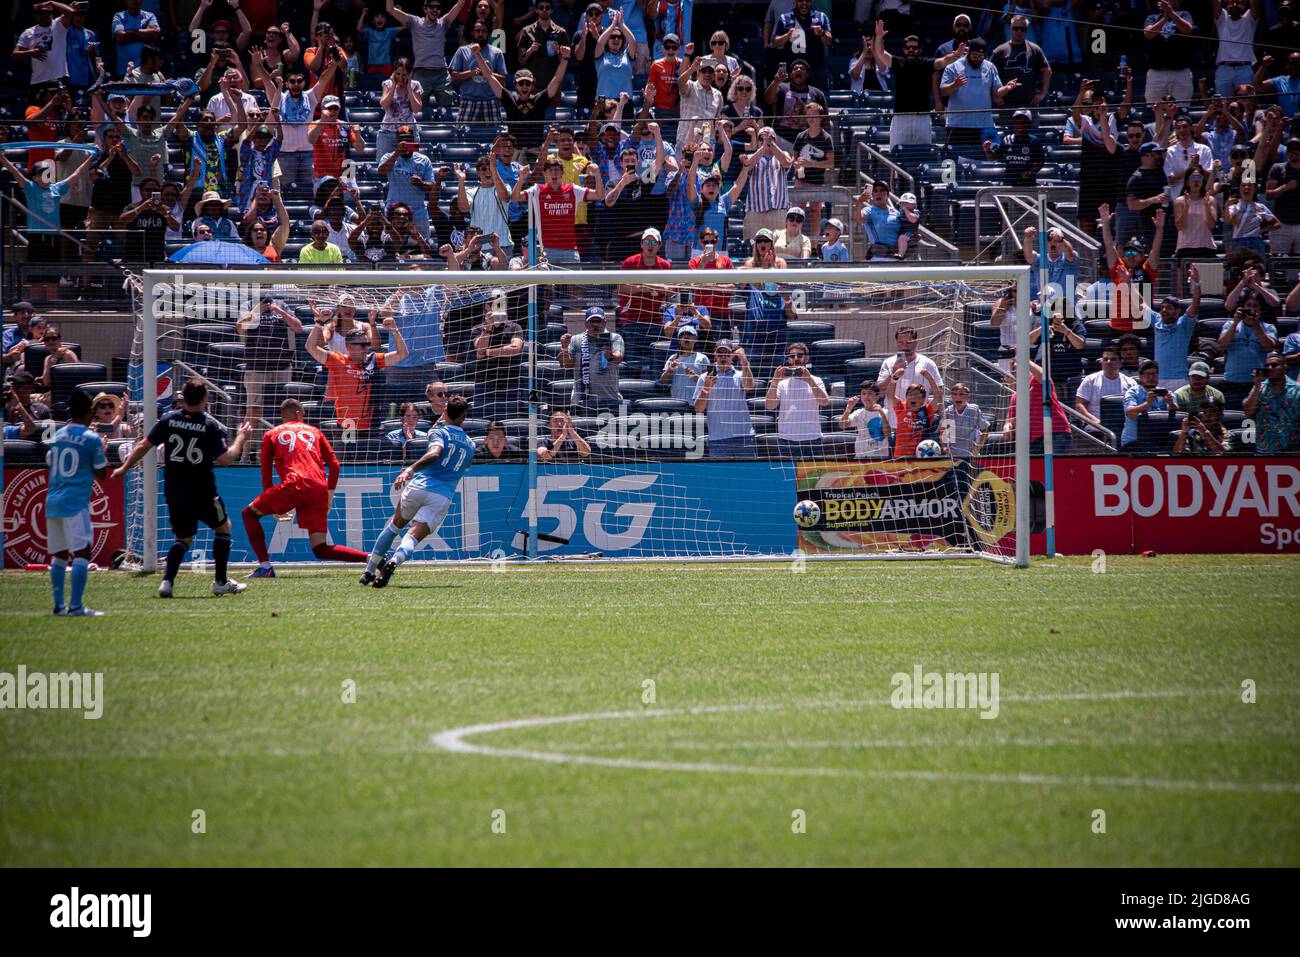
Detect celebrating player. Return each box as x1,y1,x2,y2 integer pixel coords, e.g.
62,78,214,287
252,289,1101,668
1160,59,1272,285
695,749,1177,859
360,378,452,585
112,378,252,598
46,391,110,616
368,395,475,588
241,398,370,577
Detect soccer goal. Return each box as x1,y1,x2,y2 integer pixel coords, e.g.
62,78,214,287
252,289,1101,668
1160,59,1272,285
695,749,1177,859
124,264,1036,570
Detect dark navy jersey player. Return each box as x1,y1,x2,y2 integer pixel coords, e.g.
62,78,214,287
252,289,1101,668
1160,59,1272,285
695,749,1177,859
113,378,252,598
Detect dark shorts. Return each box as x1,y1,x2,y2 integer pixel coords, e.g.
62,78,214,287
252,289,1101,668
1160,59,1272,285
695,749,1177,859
167,491,229,539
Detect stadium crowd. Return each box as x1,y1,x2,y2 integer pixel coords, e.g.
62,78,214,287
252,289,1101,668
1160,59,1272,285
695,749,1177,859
2,0,1300,460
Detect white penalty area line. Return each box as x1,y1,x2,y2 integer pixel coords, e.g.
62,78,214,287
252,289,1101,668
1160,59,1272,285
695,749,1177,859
429,691,1300,794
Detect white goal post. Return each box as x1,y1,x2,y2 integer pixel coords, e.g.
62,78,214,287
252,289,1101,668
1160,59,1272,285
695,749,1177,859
132,265,1034,569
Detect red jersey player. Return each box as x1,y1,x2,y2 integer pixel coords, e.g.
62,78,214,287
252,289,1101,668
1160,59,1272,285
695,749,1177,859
241,398,369,577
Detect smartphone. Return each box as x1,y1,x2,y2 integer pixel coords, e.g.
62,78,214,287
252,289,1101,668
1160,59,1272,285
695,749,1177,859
1151,387,1167,397
151,191,161,203
1254,367,1268,377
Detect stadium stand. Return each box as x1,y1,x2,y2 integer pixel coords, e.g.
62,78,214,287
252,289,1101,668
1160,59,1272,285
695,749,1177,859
3,0,1299,467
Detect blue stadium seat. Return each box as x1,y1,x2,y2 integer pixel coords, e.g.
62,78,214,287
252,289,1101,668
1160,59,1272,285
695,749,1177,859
1099,394,1126,439
808,339,865,380
74,381,128,403
203,343,246,383
843,358,883,396
4,439,44,465
788,319,835,341
534,360,562,386
50,363,108,416
634,398,690,414
820,433,857,458
1135,411,1179,453
546,379,575,407
617,379,658,400
182,322,239,358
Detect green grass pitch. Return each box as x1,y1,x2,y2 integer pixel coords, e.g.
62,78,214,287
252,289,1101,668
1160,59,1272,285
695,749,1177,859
2,555,1298,867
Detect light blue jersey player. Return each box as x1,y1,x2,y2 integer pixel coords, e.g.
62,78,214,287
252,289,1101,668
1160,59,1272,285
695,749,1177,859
45,391,109,616
370,396,475,587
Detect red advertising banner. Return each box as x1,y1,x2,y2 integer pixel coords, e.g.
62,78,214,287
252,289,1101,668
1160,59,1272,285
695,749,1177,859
2,468,125,567
1025,457,1300,555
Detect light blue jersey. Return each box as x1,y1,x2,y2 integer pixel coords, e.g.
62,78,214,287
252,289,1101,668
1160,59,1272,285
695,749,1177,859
46,423,107,519
408,424,475,497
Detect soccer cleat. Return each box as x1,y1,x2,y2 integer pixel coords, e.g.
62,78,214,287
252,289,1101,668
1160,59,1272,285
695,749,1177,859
212,580,247,596
158,579,174,598
246,565,276,579
53,606,66,616
372,559,396,589
64,606,105,617
359,570,376,586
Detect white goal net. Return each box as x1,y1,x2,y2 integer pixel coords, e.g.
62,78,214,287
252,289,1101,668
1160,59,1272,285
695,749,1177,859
124,265,1035,569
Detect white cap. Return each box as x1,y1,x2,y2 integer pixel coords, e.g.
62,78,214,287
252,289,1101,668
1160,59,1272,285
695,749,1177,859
899,192,918,205
337,293,356,307
642,227,662,242
824,217,844,233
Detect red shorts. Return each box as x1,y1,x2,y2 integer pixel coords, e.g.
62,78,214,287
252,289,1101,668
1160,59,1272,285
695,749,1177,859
252,483,330,534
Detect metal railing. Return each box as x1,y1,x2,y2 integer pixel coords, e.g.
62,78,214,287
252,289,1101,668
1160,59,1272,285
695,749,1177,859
973,188,1097,278
853,137,917,198
965,351,1117,452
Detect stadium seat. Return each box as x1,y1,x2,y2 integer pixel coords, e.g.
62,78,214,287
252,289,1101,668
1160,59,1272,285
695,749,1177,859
442,144,484,163
501,417,533,439
617,379,658,400
820,433,857,458
634,398,690,414
1135,411,1179,454
843,358,883,396
74,381,128,403
460,418,490,436
546,380,574,408
788,320,836,342
443,380,478,401
534,360,562,386
50,363,109,416
1099,394,1127,439
182,323,239,359
3,439,44,465
203,343,246,382
1084,320,1117,341
22,342,50,377
434,361,466,381
380,418,433,433
283,381,320,402
808,340,865,381
385,364,442,405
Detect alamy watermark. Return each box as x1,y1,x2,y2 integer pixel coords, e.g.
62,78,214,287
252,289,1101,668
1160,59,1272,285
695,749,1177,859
890,665,1000,719
50,887,150,937
149,274,273,322
0,666,103,719
589,402,706,459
